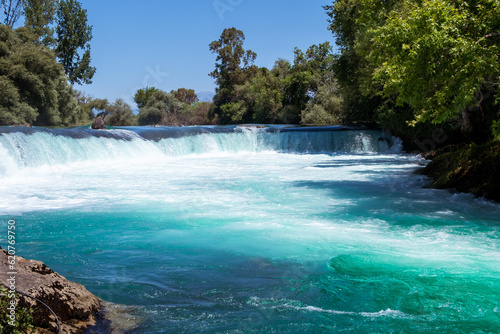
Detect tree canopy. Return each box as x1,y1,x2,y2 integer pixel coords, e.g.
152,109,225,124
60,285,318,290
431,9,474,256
55,0,95,85
324,0,500,140
0,25,84,126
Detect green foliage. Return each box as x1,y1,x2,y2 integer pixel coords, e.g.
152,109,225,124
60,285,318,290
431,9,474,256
134,86,158,109
492,119,500,141
170,88,198,105
185,102,216,125
137,88,216,126
138,90,184,126
324,0,500,140
0,286,34,334
23,0,57,46
104,99,137,126
236,68,282,123
218,101,247,124
0,25,83,126
55,0,95,85
208,28,342,125
324,0,399,125
209,27,257,123
301,85,342,124
367,0,499,126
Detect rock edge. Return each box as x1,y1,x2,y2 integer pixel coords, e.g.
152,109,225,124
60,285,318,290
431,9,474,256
0,247,100,333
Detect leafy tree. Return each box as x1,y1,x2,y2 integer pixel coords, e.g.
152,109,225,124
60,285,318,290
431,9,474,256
105,99,137,126
237,67,283,123
324,0,397,124
209,27,257,123
1,0,23,27
278,42,338,124
185,102,216,125
134,86,158,109
301,84,342,124
138,90,184,125
0,25,82,126
23,0,57,46
55,0,95,85
170,88,198,105
74,90,97,120
367,0,500,139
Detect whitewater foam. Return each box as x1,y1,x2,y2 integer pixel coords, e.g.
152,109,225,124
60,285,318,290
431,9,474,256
0,126,401,177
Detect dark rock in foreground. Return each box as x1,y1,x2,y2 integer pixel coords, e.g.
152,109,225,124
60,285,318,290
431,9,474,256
91,116,106,130
0,247,100,333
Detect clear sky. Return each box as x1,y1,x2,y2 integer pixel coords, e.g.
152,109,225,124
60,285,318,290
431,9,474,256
75,0,336,108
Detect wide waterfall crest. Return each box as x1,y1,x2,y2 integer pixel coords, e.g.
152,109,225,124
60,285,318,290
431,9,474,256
0,126,400,177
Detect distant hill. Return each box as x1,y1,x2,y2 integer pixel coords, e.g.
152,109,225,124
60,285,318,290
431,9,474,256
197,91,215,103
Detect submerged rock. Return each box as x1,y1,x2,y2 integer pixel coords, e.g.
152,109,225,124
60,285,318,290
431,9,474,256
91,116,106,130
0,247,100,333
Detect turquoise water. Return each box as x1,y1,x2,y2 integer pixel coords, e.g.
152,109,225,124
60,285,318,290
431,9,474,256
0,126,499,333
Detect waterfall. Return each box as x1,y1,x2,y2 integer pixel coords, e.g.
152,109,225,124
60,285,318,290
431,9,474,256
0,126,399,177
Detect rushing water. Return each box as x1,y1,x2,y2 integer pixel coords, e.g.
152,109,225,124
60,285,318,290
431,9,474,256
0,125,499,333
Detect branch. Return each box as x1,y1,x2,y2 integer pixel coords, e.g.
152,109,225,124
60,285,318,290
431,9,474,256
476,32,500,44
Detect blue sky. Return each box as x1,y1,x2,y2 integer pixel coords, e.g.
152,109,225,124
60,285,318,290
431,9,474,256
75,0,336,108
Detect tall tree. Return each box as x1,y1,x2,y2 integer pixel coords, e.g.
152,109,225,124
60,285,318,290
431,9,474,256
134,86,158,109
23,0,57,46
1,0,23,27
209,27,257,123
55,0,95,85
324,0,398,124
171,88,198,105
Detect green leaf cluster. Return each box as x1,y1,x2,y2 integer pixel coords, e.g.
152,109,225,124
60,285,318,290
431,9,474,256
136,87,216,126
0,25,84,126
0,286,34,334
55,0,95,85
325,0,500,140
209,27,343,125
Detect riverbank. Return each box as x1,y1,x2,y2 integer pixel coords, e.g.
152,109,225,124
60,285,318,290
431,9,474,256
419,141,500,202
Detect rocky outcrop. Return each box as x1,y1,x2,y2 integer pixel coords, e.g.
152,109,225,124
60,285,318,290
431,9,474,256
91,116,106,130
419,142,500,202
0,247,100,333
10,123,32,127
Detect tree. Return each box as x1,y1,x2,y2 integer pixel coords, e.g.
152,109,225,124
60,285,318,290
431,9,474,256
367,0,500,138
0,25,82,126
236,68,283,123
301,84,342,124
138,90,184,125
170,88,198,105
134,86,158,109
55,0,95,85
105,99,137,126
209,27,257,123
1,0,23,27
185,102,216,125
324,0,398,124
23,0,58,46
87,97,109,118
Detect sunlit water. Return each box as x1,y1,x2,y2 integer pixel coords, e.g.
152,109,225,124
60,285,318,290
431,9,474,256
0,126,499,333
